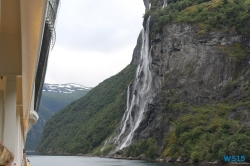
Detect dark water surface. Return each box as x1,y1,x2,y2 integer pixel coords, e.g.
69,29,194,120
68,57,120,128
27,155,196,166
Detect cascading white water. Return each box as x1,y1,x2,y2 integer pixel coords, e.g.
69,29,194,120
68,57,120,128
162,0,167,9
115,16,152,150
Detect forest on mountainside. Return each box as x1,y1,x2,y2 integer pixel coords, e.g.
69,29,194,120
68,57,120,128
26,85,90,150
37,65,137,154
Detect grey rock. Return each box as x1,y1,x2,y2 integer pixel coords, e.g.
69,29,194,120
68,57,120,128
126,22,250,156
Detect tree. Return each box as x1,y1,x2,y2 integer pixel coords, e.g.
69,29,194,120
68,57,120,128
218,149,227,163
213,140,224,154
191,151,200,163
228,142,238,155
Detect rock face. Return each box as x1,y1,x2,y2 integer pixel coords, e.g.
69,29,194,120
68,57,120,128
149,23,246,106
130,32,142,65
143,0,151,11
115,17,250,156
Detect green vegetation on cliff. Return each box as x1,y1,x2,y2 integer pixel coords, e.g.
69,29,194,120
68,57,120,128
146,0,250,34
125,138,158,159
162,102,250,162
37,65,137,154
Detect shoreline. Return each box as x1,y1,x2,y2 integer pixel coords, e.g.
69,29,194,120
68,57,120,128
29,152,250,165
111,155,250,165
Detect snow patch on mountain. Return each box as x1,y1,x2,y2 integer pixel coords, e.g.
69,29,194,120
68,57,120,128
43,83,92,93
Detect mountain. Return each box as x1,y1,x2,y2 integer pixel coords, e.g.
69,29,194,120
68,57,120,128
25,83,91,151
43,83,91,93
37,65,137,154
38,0,250,163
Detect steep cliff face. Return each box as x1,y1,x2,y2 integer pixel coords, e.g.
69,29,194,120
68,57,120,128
143,0,151,11
132,21,250,144
113,0,250,162
150,23,250,108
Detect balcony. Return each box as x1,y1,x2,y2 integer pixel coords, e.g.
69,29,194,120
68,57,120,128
34,0,60,113
46,0,60,49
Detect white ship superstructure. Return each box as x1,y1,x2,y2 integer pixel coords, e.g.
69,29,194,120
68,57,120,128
0,1,60,165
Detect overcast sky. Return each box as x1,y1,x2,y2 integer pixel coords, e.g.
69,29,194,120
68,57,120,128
45,0,145,87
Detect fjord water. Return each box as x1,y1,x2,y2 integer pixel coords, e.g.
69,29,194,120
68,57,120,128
27,155,174,166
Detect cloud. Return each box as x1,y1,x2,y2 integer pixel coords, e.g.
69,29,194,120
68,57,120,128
45,45,135,87
45,0,145,87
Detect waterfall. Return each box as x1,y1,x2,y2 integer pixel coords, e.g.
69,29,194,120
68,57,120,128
162,0,167,9
115,16,152,150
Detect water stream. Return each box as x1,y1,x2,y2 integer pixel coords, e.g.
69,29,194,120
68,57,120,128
115,16,153,150
162,0,167,9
